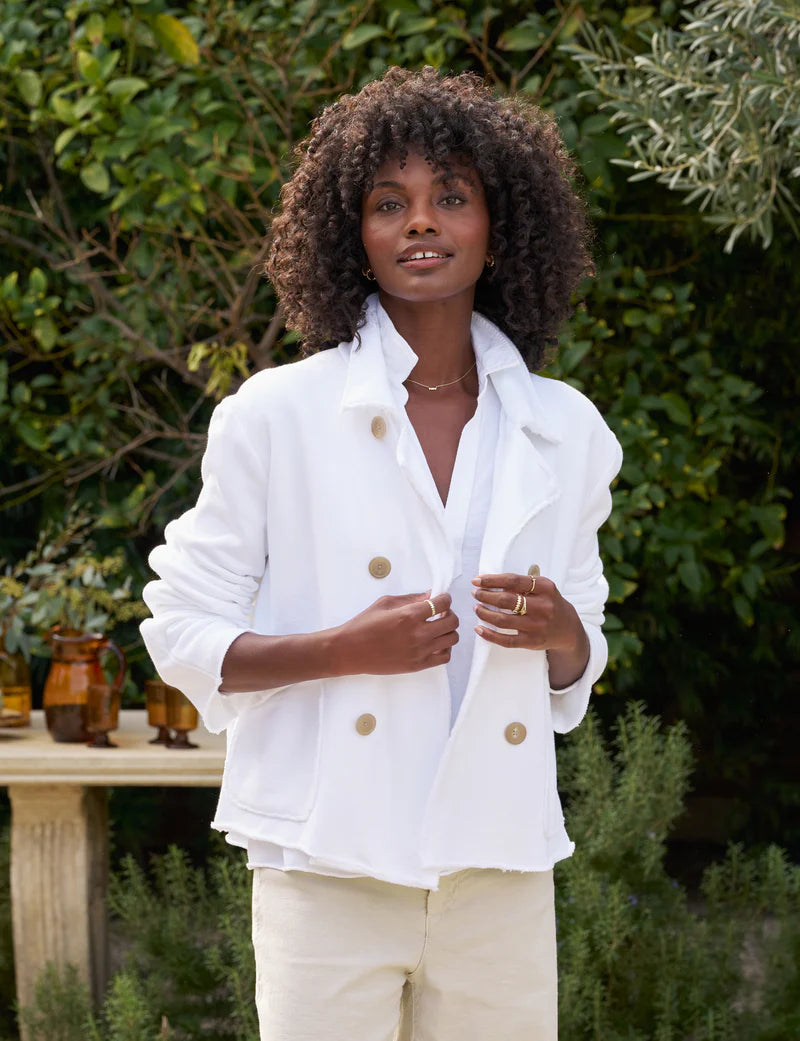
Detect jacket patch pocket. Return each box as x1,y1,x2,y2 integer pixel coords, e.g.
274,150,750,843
225,683,322,821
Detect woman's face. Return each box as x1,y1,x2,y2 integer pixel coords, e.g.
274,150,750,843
360,151,490,309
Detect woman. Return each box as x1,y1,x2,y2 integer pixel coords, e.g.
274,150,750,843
142,66,622,1041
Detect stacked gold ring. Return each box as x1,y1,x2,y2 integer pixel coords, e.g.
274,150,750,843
512,593,527,616
426,598,437,618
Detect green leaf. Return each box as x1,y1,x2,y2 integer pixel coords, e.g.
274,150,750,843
1,272,19,299
33,317,58,351
733,595,754,626
622,308,647,327
678,559,703,594
77,50,101,82
342,25,388,49
80,161,110,194
84,13,105,45
621,6,656,28
16,421,49,452
54,126,80,156
29,268,47,294
395,17,438,36
498,25,545,51
660,392,692,426
106,77,149,102
15,70,42,107
151,14,200,66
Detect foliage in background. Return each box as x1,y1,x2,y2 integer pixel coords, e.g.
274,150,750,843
0,508,145,660
7,706,800,1041
557,703,800,1039
1,0,798,844
567,0,800,252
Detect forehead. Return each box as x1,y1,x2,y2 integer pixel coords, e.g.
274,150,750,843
367,150,481,189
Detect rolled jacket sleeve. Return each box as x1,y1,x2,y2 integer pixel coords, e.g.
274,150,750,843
140,393,275,733
549,422,622,733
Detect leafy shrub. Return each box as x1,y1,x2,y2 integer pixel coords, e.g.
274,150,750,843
556,702,800,1040
107,843,255,1040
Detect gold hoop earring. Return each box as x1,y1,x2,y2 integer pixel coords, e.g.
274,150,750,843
362,266,376,281
485,254,495,269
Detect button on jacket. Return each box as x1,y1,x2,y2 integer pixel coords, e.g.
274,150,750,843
141,295,622,889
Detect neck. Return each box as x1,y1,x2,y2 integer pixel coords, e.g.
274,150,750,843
378,291,475,385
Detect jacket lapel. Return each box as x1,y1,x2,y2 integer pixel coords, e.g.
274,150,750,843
478,362,563,572
479,416,560,573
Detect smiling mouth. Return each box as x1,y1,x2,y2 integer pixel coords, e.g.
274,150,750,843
398,250,451,264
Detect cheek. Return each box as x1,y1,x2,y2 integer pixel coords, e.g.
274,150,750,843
361,225,393,267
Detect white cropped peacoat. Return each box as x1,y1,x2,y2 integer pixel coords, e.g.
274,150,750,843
141,296,622,888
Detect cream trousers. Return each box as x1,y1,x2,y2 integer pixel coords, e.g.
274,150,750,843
251,866,557,1041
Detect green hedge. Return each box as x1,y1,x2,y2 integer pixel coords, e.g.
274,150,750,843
1,0,798,848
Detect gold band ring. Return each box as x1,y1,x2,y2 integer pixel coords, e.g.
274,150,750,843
528,575,537,593
426,598,437,618
512,593,527,616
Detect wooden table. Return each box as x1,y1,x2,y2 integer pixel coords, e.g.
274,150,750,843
0,710,226,1033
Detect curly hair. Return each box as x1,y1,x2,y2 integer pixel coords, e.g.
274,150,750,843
266,66,591,370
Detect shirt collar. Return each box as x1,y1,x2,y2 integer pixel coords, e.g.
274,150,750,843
339,293,563,443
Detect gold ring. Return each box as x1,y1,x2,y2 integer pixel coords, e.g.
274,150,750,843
512,593,527,616
528,575,536,593
426,598,437,618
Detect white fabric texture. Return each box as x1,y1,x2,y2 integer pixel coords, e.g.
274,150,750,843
251,865,557,1041
141,295,623,888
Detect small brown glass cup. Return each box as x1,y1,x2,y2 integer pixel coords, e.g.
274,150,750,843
86,682,120,748
144,679,171,744
165,684,199,749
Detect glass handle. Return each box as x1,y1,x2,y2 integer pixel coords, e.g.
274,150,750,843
101,640,127,693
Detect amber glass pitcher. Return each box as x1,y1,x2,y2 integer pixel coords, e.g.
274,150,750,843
43,629,126,742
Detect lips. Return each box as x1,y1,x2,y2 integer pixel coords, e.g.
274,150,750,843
397,246,452,263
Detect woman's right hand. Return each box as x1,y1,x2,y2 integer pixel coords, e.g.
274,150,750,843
333,592,458,676
220,593,457,693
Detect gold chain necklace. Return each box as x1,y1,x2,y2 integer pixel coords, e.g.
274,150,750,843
405,360,477,392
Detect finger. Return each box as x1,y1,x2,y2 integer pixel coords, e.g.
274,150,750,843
474,624,518,648
386,591,433,607
429,648,453,665
474,603,526,630
432,629,459,653
425,610,459,637
472,588,524,612
419,592,452,619
472,573,535,593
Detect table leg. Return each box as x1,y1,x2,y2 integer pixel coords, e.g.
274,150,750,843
8,785,109,1029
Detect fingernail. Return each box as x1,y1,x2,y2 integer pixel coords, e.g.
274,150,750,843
471,577,481,586
475,626,484,636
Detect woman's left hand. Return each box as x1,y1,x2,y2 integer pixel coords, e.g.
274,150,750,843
472,572,589,688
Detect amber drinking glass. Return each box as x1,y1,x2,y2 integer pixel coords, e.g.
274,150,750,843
86,682,120,748
0,651,32,727
165,684,199,749
144,679,171,744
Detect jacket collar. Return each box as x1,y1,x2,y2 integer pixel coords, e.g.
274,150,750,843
339,294,563,444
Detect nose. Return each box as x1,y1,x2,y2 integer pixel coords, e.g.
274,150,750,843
405,200,439,236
